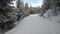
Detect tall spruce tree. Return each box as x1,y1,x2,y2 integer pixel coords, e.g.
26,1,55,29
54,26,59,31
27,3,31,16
0,0,17,33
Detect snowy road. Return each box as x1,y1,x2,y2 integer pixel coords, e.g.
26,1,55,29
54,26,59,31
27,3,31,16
5,14,60,34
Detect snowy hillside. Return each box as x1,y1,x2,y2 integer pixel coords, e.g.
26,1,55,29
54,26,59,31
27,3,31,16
5,14,60,34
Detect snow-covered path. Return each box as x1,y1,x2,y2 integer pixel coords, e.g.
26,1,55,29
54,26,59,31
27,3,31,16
5,14,60,34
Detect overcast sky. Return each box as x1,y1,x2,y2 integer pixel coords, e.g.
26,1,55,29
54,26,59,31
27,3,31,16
12,0,43,7
24,0,43,7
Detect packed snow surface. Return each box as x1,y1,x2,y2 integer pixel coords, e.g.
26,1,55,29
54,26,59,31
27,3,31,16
5,14,60,34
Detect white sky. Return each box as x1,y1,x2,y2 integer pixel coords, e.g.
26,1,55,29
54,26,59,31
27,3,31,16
24,0,43,7
12,0,43,7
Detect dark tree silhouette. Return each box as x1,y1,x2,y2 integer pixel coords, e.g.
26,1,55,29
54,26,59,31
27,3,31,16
0,0,16,33
0,0,14,7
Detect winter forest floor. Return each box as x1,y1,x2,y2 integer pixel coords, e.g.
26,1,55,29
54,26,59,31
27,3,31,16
5,14,60,34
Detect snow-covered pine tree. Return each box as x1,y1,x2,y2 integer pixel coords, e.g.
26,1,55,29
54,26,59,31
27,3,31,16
0,0,20,33
40,0,60,17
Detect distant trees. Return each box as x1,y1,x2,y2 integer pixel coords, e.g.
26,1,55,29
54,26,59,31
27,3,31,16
29,6,41,14
16,0,21,8
25,3,28,9
24,3,30,15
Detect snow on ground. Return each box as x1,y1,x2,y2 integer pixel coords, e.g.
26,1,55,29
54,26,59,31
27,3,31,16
5,14,60,34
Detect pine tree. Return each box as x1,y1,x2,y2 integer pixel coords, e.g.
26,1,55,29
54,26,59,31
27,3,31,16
0,0,17,33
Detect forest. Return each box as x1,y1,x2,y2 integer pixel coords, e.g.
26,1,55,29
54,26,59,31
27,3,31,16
0,0,60,34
